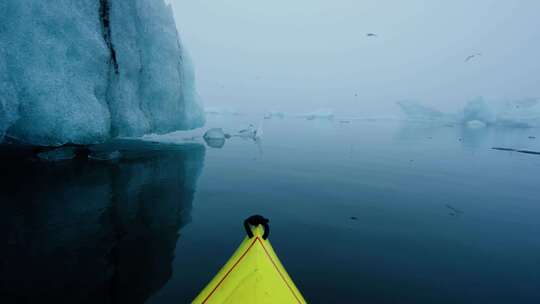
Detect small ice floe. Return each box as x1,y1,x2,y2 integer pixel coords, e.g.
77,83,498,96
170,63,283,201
205,138,226,149
37,147,77,162
203,128,228,140
237,124,257,138
301,108,334,120
255,122,263,141
205,107,241,116
203,128,231,149
235,122,264,141
466,120,487,128
265,111,285,119
88,150,122,161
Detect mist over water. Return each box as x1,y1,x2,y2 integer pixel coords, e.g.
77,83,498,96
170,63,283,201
169,0,540,114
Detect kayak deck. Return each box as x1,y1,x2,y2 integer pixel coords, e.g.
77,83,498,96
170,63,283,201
192,222,306,303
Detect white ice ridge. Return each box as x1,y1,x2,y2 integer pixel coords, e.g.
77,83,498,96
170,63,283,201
0,0,205,146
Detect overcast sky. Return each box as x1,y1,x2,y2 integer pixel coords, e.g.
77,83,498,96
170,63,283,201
167,0,540,114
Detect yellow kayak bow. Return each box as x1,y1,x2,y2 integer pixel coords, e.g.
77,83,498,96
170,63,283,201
192,215,307,304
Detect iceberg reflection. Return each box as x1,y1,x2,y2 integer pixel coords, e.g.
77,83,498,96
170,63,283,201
0,140,205,303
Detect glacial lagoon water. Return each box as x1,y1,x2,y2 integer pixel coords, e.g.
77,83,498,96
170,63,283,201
1,115,539,303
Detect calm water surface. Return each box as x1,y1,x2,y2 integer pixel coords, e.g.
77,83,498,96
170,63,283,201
1,115,540,303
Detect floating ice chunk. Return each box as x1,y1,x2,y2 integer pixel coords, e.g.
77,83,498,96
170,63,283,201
264,111,285,119
271,111,285,118
203,128,228,148
141,129,205,144
255,122,263,140
301,108,334,120
205,107,241,116
204,138,226,149
37,147,78,162
466,120,487,128
236,124,257,138
203,128,227,140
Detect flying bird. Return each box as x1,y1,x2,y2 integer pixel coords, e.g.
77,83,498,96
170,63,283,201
366,33,377,37
465,53,482,62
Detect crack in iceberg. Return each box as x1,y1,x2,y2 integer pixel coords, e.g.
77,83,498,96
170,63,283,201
99,0,119,74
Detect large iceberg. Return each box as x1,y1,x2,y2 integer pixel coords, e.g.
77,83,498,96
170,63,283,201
0,0,204,146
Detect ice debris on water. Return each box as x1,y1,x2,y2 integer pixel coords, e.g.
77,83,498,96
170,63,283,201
255,122,263,141
203,128,228,149
205,107,242,116
301,108,334,120
237,125,257,138
204,137,226,149
203,128,228,140
466,120,487,128
234,123,263,141
264,111,285,119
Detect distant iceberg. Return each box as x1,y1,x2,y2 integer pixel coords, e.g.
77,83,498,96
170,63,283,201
300,108,334,120
398,98,540,128
0,0,205,146
264,111,285,119
397,101,456,123
460,97,497,125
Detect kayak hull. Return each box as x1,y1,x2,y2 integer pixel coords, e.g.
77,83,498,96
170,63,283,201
192,225,306,304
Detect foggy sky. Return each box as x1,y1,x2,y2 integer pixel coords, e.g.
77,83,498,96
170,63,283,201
168,0,540,114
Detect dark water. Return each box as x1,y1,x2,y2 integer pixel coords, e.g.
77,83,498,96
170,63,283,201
1,117,540,303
